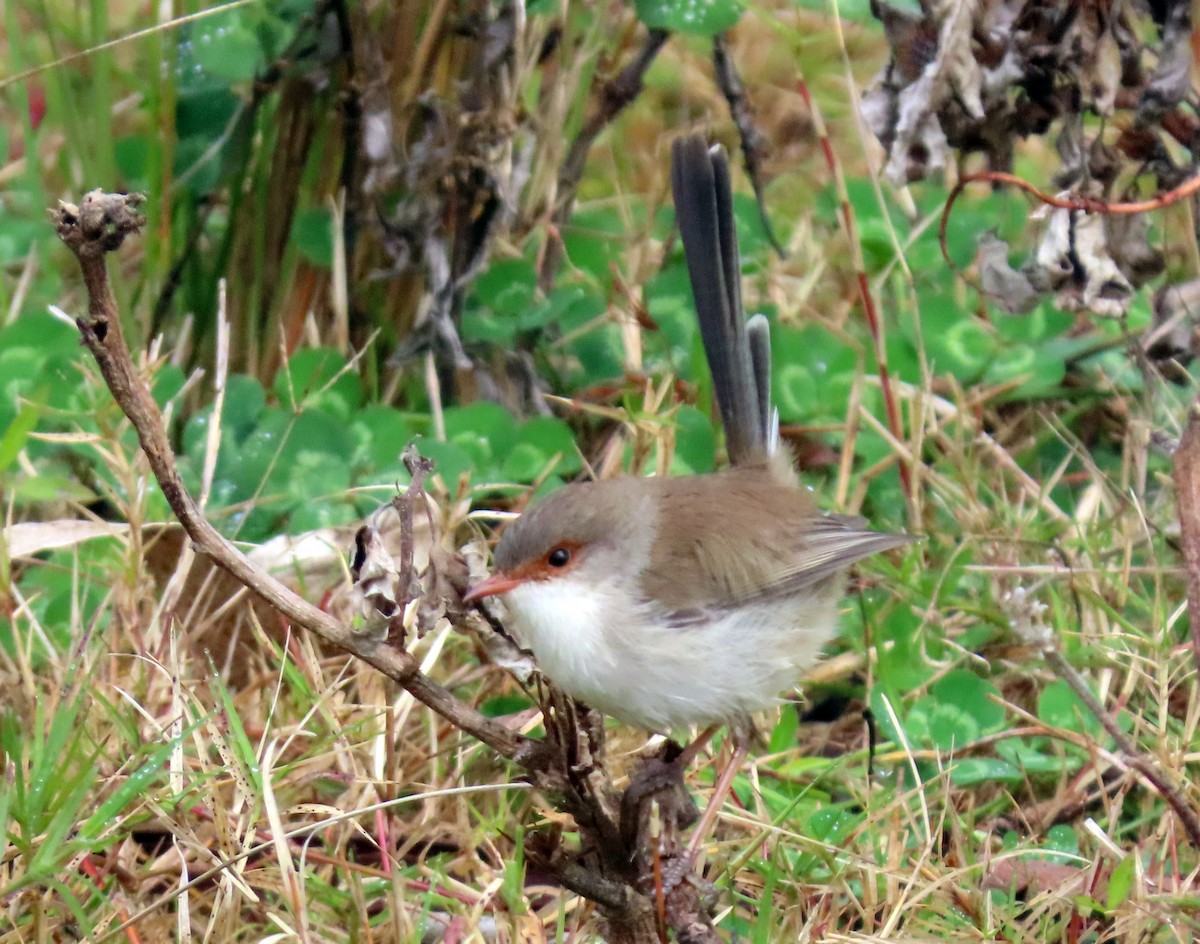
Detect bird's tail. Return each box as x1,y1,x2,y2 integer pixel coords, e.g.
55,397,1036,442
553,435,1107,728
670,135,775,465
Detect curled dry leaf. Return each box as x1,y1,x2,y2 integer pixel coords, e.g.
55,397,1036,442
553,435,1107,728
349,524,401,640
862,0,974,184
418,544,471,638
864,0,1196,183
1139,0,1194,120
1086,17,1123,117
876,0,1191,327
347,489,512,649
981,204,1162,319
1105,212,1164,288
1052,211,1133,318
1030,207,1075,295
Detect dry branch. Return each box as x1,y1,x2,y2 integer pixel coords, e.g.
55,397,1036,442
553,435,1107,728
53,191,530,764
711,33,783,258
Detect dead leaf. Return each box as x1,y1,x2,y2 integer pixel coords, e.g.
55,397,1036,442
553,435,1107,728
1147,278,1200,363
1106,212,1164,288
976,231,1040,314
983,856,1089,895
1069,212,1134,317
8,520,132,559
1089,23,1122,116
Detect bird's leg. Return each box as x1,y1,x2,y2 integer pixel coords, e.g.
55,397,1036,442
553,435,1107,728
623,724,719,810
672,724,720,769
684,739,748,862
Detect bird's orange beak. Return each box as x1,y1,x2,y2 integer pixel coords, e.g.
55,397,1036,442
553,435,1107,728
462,572,524,604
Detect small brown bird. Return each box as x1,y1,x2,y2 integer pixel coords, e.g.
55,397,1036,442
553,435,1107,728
466,135,910,741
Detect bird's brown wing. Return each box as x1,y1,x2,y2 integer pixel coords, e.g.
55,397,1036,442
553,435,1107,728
732,513,914,606
640,470,913,616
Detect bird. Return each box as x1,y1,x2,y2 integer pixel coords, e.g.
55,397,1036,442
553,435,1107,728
465,135,910,769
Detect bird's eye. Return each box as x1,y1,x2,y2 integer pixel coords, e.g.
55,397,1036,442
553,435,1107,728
547,547,571,568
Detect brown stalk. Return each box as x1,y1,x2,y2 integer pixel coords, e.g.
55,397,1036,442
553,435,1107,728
1173,398,1200,688
711,33,783,258
796,76,912,501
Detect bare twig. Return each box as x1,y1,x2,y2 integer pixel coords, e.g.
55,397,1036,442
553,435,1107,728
537,28,670,292
711,33,783,257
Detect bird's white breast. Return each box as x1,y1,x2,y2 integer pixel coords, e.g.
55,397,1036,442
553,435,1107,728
502,572,842,734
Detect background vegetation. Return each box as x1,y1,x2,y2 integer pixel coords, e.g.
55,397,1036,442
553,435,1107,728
1,0,1197,941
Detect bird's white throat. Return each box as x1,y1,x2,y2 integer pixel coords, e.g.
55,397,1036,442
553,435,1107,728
504,572,630,708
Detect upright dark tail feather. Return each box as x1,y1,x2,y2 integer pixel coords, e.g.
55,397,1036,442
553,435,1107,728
670,135,771,466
